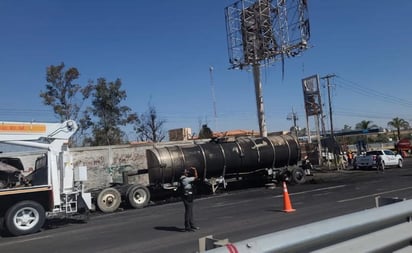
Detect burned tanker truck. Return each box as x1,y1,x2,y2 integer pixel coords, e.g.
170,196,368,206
146,134,305,193
90,134,305,213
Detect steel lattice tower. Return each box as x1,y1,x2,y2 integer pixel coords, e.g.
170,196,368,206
225,0,310,137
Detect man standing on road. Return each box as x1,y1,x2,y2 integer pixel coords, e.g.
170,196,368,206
376,154,384,172
302,155,313,176
180,167,200,232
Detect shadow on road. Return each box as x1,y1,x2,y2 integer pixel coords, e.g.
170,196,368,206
154,226,186,232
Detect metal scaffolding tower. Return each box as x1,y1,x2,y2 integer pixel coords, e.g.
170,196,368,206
225,0,311,137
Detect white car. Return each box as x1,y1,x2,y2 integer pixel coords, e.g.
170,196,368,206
354,150,403,169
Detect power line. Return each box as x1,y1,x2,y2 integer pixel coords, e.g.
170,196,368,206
335,76,412,107
0,108,54,119
317,75,412,130
209,66,218,130
333,109,399,120
321,74,336,138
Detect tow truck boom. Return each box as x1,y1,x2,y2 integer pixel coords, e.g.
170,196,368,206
0,120,91,236
0,120,77,141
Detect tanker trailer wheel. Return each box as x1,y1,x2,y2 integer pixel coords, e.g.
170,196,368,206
291,168,306,184
96,187,122,213
126,185,150,209
4,201,45,236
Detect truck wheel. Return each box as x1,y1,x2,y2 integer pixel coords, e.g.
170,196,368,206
96,187,122,213
127,185,150,209
398,159,403,168
291,168,306,184
4,201,45,236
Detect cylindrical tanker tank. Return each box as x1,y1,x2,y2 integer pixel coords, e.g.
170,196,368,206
146,135,301,186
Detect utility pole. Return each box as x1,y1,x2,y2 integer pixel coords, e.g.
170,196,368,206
287,107,299,137
253,64,267,137
321,74,336,139
209,66,217,130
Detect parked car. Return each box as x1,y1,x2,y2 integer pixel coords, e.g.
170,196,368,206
353,150,403,169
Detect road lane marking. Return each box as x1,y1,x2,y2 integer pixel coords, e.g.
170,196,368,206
209,185,348,208
288,185,347,196
338,186,412,203
0,235,52,246
272,185,347,198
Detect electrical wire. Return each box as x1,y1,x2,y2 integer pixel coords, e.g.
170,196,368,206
321,75,412,127
334,76,412,108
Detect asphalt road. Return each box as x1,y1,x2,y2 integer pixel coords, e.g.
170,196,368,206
1,160,412,253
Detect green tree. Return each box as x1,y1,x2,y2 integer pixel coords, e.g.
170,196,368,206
374,133,389,143
342,124,352,132
387,117,410,141
134,104,166,142
198,124,213,139
81,78,137,146
355,120,379,147
40,62,87,122
355,120,378,130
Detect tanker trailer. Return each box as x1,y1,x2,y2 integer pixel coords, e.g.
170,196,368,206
146,134,305,192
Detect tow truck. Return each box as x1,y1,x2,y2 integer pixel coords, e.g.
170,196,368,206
0,120,91,236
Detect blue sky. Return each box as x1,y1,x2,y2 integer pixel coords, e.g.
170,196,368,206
1,0,411,139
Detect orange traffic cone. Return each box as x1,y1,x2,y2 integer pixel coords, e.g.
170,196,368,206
282,181,296,213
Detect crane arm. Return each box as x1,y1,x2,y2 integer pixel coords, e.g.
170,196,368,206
0,120,78,142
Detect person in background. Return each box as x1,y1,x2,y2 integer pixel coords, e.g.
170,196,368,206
180,166,200,232
376,153,384,173
302,155,313,176
347,151,353,166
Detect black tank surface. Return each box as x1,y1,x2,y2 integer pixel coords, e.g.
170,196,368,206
146,135,300,186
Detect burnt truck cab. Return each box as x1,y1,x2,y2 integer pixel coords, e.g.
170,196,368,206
0,157,25,189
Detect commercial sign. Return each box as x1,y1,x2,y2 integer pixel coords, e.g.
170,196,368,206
302,75,322,116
